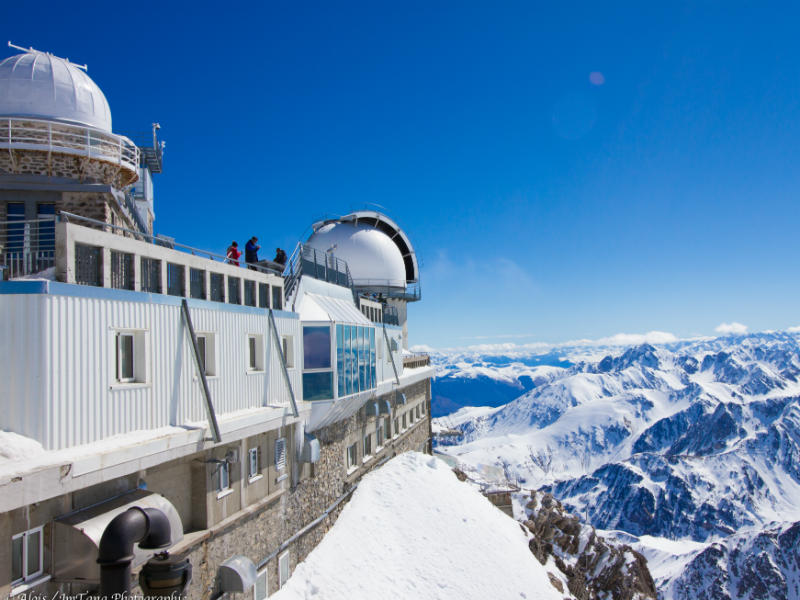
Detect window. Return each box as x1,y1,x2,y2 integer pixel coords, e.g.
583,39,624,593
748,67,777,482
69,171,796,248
402,414,407,430
258,283,269,308
376,424,384,448
195,333,216,376
244,280,256,306
114,330,147,384
303,326,333,401
210,272,225,302
11,526,43,586
248,447,261,481
140,257,161,293
248,335,264,371
282,336,294,368
384,417,391,440
278,551,290,588
217,460,231,495
363,433,372,458
111,251,134,290
167,263,185,296
190,268,206,299
346,442,358,469
253,568,268,600
6,202,25,252
117,333,134,382
75,243,102,286
394,418,399,436
228,276,241,304
416,405,421,419
272,286,283,310
275,438,287,471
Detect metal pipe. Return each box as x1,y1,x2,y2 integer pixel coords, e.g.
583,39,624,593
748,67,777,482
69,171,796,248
97,507,171,597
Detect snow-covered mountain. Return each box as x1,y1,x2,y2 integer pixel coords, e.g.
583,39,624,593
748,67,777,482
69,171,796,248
432,332,800,600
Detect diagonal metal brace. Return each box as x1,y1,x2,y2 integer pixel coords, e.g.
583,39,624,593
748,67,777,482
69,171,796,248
181,299,222,443
269,308,300,417
382,323,400,386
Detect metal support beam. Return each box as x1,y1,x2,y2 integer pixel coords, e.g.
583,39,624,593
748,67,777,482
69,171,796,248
181,299,222,443
382,323,400,386
269,308,300,418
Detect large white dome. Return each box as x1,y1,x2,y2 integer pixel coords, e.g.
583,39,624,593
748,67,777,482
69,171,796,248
307,222,407,288
0,50,112,132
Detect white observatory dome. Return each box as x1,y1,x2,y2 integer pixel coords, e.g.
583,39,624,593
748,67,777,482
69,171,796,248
0,50,112,132
307,222,407,288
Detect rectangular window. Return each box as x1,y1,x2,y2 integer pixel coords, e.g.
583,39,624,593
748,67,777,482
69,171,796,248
75,243,102,286
209,273,225,302
11,526,43,586
167,263,185,296
303,326,331,369
275,438,287,472
228,276,241,304
248,447,261,480
218,461,231,493
258,283,269,308
139,256,161,293
369,328,376,388
363,433,372,458
303,372,333,401
402,414,407,430
346,442,358,469
254,568,268,600
336,324,345,397
190,268,206,299
116,333,135,382
195,333,216,376
247,335,264,371
282,336,294,368
272,286,283,310
244,280,256,306
376,425,384,448
384,417,391,439
278,551,290,589
346,325,355,396
358,327,366,391
394,418,399,436
110,251,134,290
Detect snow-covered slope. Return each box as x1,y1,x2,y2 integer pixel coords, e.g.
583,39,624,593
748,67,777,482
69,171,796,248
273,452,570,600
433,332,800,600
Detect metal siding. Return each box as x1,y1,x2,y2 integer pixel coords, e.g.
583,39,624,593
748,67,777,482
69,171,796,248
19,293,302,450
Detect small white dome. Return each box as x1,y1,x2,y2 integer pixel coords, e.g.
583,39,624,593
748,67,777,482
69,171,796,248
307,222,407,288
0,51,112,132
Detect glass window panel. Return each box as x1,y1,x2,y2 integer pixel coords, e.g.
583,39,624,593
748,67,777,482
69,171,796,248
11,535,22,582
272,286,283,310
346,326,355,395
26,530,41,576
336,325,345,397
358,327,366,391
118,334,134,380
303,326,331,369
167,263,185,296
303,371,333,401
244,280,256,306
210,273,224,302
197,336,207,373
259,283,269,308
190,268,206,299
249,336,257,369
7,203,24,252
370,329,376,388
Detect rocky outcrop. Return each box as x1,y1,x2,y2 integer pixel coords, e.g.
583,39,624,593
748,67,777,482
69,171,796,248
522,491,656,600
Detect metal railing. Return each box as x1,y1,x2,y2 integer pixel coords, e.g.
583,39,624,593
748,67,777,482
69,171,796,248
0,117,139,176
59,212,284,277
283,242,354,302
352,279,421,302
0,218,56,279
402,352,430,369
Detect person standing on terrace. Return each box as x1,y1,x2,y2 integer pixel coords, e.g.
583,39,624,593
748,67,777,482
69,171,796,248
226,241,241,266
245,236,260,270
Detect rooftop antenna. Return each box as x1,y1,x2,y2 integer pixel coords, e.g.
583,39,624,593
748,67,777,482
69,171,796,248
7,41,88,71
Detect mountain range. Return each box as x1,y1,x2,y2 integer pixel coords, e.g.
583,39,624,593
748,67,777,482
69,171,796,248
431,332,800,600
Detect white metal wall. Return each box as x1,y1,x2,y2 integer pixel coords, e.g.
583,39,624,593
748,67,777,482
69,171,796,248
0,291,301,450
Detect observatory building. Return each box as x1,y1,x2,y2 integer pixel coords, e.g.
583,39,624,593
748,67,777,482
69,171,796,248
0,44,432,600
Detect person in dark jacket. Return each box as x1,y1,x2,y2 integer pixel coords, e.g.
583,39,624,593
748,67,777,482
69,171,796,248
245,236,260,269
273,247,287,266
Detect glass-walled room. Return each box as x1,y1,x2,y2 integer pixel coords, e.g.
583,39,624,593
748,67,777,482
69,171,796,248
302,323,376,401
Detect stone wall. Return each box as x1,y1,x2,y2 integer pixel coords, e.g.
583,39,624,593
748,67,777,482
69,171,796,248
168,379,431,599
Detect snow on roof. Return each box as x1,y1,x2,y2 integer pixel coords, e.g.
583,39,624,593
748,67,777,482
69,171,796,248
273,452,566,600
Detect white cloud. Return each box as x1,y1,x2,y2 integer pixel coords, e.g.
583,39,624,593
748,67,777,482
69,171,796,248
410,344,436,353
715,322,748,335
787,326,800,333
592,331,678,346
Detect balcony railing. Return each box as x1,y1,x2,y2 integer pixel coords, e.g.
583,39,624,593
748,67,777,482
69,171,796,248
0,117,139,177
0,218,56,279
403,353,430,369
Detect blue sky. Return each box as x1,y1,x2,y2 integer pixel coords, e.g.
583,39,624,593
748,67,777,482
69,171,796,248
6,2,800,348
